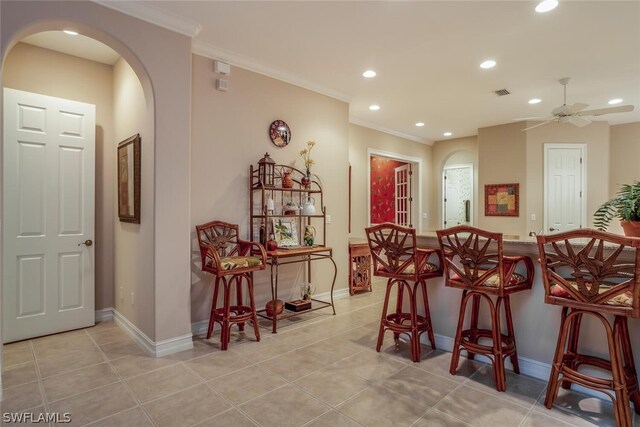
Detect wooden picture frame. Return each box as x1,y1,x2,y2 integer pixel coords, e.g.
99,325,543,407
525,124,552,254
485,183,519,217
272,217,298,247
117,134,141,223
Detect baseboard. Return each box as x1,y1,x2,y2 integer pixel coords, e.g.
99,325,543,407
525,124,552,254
191,287,350,336
95,307,114,322
426,333,609,400
113,309,193,357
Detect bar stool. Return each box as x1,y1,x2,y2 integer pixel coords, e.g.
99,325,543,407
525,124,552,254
366,223,443,362
437,225,534,391
537,229,640,427
195,220,267,350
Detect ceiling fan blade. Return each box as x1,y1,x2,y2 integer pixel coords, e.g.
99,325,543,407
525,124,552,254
576,105,634,116
564,116,592,127
521,120,553,131
513,116,554,121
566,103,589,114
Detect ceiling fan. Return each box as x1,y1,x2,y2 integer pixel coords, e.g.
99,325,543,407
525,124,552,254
517,78,634,131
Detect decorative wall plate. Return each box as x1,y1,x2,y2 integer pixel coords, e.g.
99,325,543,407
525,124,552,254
269,120,291,147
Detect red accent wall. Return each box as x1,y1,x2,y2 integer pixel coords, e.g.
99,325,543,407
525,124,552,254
370,156,407,223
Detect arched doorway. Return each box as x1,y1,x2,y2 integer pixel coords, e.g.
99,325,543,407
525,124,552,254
1,24,155,342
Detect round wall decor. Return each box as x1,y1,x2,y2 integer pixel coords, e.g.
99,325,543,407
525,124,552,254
269,120,291,147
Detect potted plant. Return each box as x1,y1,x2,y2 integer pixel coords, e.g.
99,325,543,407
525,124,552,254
594,181,640,237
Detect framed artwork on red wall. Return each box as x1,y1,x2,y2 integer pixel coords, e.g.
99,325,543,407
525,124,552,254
484,183,519,217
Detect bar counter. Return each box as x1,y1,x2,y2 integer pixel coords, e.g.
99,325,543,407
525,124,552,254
350,233,640,394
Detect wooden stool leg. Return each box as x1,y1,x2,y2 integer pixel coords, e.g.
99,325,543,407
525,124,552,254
409,283,419,362
545,307,571,408
236,276,245,332
612,316,633,427
619,316,640,415
377,279,393,352
491,297,506,392
248,273,260,342
221,278,232,351
394,282,405,340
420,280,436,350
207,277,220,339
468,294,480,360
450,290,469,375
503,296,520,375
560,312,582,390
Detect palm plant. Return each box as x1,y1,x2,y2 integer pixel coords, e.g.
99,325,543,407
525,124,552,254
593,181,640,231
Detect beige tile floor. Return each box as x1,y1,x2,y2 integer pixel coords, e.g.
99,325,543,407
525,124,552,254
1,280,634,427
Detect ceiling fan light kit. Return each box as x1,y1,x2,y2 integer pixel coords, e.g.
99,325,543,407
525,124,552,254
519,77,634,131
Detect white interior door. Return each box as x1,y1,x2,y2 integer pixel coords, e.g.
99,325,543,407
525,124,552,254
443,165,473,227
394,164,411,226
544,144,585,234
3,88,95,342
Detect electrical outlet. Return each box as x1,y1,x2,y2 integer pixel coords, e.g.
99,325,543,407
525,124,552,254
131,292,135,306
530,213,536,221
326,214,332,224
422,212,428,219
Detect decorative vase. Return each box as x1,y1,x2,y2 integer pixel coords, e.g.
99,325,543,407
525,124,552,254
304,225,316,246
266,299,283,317
301,170,312,188
282,171,294,188
300,283,315,301
621,221,640,237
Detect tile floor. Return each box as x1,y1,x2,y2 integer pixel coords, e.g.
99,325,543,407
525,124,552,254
1,280,633,427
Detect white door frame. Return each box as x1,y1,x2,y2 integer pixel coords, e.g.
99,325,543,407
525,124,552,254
367,148,423,233
543,143,587,233
442,163,474,228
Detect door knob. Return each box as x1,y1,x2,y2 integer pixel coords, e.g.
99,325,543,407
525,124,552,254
78,240,93,247
549,228,558,232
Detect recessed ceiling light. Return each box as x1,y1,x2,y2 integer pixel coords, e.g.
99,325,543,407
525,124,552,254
535,0,559,13
608,98,623,105
415,122,425,127
480,59,496,69
528,98,542,104
443,132,452,137
63,30,79,36
362,70,377,78
369,104,380,111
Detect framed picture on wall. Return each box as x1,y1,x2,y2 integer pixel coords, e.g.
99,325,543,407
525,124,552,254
118,134,141,223
485,183,519,216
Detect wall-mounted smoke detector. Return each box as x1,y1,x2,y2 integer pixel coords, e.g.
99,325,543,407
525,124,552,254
494,89,511,96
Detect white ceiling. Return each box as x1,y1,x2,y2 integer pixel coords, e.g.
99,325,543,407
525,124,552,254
24,2,640,143
21,31,120,65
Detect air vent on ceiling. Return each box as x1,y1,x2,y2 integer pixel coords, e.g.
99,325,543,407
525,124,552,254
494,89,511,96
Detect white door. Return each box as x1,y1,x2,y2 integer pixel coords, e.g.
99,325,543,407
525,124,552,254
443,165,473,227
544,144,585,234
3,88,95,342
394,164,411,226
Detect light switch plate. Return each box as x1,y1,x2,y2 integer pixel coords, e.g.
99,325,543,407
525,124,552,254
326,214,332,224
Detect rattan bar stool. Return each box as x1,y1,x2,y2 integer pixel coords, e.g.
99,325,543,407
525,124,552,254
437,225,534,391
196,220,266,350
366,223,443,362
537,229,640,427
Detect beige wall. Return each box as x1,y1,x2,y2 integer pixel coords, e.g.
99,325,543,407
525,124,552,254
608,122,640,234
190,55,349,323
431,135,478,230
477,122,527,236
2,42,115,310
349,124,432,238
113,58,155,337
1,0,193,343
525,121,610,235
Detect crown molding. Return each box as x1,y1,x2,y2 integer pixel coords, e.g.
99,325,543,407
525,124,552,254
192,40,352,104
92,1,202,37
350,117,432,145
